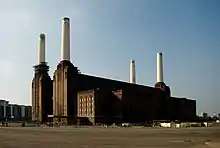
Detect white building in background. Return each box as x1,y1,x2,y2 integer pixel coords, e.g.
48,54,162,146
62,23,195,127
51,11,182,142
20,105,26,118
0,99,32,120
0,99,9,118
10,104,13,118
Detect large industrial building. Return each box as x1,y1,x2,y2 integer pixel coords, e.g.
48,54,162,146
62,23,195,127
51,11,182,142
32,17,196,125
0,99,31,121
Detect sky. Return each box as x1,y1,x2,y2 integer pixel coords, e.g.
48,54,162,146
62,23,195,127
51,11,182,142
0,0,219,115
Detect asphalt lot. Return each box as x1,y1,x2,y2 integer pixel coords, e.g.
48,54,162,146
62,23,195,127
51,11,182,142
0,126,220,148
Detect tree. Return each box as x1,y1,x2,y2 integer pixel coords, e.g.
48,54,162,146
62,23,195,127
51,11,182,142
213,113,218,120
203,112,208,118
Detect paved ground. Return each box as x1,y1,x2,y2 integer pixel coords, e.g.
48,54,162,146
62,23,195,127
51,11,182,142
0,126,220,148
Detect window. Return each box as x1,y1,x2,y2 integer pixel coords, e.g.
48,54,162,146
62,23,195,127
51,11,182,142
88,108,90,115
90,106,93,114
65,72,68,79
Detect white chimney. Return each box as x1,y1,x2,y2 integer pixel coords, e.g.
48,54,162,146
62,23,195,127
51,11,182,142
157,52,164,82
38,33,45,64
61,17,70,61
130,60,136,84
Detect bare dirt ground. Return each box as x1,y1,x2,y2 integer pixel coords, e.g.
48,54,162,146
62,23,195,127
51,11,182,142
0,126,220,148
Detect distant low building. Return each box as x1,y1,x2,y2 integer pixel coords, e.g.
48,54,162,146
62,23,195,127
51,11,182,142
0,99,9,119
0,99,32,121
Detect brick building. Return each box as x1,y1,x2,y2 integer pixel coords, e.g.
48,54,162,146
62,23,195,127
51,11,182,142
32,17,197,125
77,89,122,125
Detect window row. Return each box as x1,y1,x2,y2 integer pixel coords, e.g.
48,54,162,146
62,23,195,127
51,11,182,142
79,96,94,102
78,110,94,116
79,107,93,112
79,103,94,107
79,100,94,104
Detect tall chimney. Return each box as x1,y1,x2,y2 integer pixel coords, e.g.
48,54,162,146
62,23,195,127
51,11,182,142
130,60,136,84
61,17,70,61
157,52,164,82
38,33,45,64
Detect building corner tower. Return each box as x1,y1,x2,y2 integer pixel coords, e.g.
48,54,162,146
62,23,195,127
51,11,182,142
32,33,53,123
53,17,79,125
154,52,171,120
154,52,171,97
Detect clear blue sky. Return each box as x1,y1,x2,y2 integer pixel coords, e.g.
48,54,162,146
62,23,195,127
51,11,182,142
0,0,219,115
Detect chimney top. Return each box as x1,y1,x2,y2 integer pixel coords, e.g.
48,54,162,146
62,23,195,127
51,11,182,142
63,17,70,22
39,33,45,39
158,52,162,56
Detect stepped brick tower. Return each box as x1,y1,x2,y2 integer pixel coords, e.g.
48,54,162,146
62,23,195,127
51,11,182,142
53,17,79,125
32,34,53,122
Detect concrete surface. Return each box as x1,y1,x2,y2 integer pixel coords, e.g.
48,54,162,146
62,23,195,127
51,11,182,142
0,126,220,148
